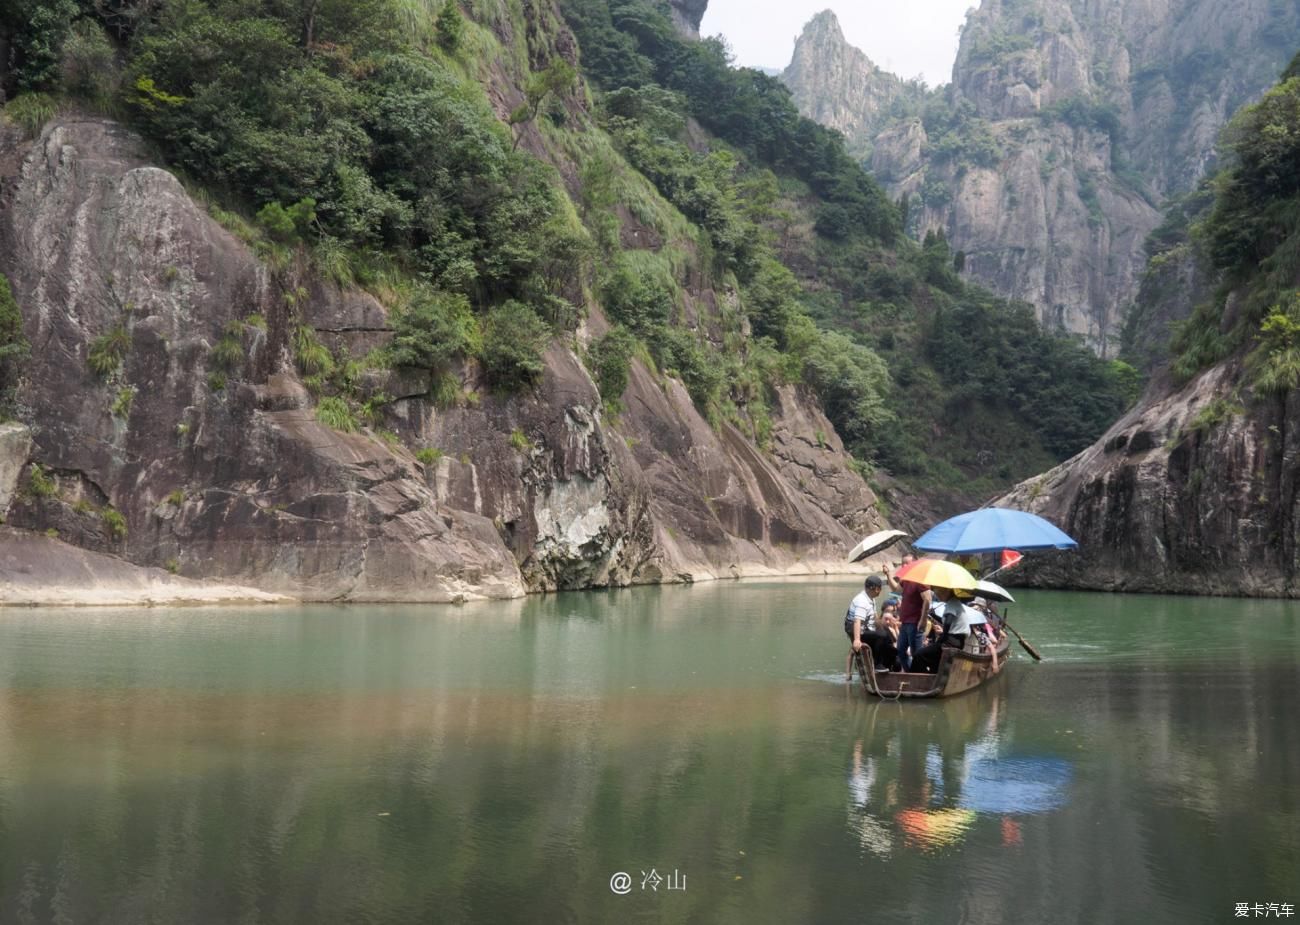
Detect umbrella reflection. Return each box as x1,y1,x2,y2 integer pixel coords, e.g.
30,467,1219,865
897,808,977,850
847,691,1074,855
958,753,1073,814
847,737,895,857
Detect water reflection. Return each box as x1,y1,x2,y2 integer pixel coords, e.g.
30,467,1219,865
0,587,1297,924
846,690,1073,855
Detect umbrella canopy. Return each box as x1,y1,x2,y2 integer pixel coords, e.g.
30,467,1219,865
847,529,908,563
974,580,1015,603
914,507,1078,555
894,558,977,591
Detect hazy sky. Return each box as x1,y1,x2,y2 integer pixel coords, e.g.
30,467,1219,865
699,1,978,86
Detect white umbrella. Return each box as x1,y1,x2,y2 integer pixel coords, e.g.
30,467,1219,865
848,529,908,563
974,580,1015,603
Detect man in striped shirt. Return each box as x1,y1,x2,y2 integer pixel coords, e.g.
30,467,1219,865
845,574,891,679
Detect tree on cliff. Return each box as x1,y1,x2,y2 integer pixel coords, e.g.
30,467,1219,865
0,275,29,418
1173,56,1300,383
508,59,576,150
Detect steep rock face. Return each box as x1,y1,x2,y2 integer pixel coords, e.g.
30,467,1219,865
997,362,1300,597
781,10,925,160
897,118,1160,347
955,0,1300,199
668,0,708,38
0,423,30,512
0,117,885,602
0,118,523,602
788,0,1299,353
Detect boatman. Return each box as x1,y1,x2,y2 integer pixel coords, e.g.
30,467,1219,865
845,574,893,680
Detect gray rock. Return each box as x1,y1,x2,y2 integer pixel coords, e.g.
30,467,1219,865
996,361,1300,597
0,423,30,514
786,0,1300,355
0,118,523,602
0,525,286,605
0,116,888,604
667,0,708,38
782,11,927,161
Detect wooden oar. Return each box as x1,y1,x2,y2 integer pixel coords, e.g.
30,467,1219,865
1001,606,1043,661
1003,622,1042,661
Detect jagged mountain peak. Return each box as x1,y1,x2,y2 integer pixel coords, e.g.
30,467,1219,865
785,0,1299,353
668,0,708,37
804,9,846,38
782,9,922,157
790,9,878,74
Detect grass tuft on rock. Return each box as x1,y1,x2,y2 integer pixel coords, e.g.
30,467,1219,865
88,325,131,377
316,396,358,432
101,508,127,539
3,93,59,138
27,463,57,498
111,386,136,418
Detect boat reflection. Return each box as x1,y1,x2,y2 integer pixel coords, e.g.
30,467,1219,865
846,688,1073,855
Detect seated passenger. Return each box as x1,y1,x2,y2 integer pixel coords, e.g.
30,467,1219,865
844,575,894,679
967,598,999,671
910,587,977,674
967,597,990,636
880,601,901,642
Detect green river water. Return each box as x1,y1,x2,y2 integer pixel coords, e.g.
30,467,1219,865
1,581,1297,924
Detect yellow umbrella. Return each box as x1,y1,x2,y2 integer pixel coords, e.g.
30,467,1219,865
894,557,977,591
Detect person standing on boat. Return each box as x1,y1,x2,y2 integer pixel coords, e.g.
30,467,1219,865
889,555,931,672
844,575,892,679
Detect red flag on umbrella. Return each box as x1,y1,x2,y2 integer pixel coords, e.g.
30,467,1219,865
1000,549,1023,570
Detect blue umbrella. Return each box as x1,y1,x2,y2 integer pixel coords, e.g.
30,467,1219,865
914,507,1078,555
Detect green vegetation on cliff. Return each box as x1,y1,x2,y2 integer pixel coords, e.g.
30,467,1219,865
0,274,28,418
562,0,1134,489
1166,54,1300,389
0,0,1136,499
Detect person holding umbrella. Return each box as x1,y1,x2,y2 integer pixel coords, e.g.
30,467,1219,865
913,507,1076,663
889,554,931,672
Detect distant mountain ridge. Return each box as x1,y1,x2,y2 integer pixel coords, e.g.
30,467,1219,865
782,2,1300,354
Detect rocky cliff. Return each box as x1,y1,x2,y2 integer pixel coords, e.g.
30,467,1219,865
781,11,925,161
0,116,885,604
785,2,1300,354
997,360,1299,597
668,0,708,38
992,56,1300,598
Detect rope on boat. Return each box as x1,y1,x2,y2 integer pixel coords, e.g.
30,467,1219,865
855,649,902,701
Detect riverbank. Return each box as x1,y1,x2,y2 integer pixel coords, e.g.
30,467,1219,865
0,526,887,607
0,528,290,606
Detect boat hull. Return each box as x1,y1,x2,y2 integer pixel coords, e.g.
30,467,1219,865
856,634,1011,699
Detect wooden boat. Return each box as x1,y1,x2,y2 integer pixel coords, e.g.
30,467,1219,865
854,633,1011,699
